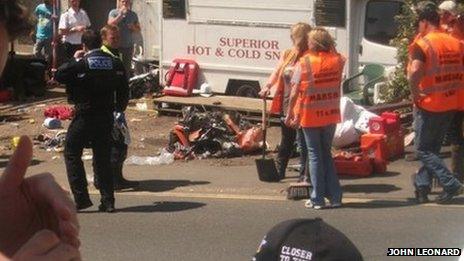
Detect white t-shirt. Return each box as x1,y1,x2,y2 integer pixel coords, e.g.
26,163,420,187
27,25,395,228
58,8,91,45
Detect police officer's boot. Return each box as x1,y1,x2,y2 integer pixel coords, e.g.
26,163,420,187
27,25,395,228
113,164,139,190
98,198,115,213
451,145,464,183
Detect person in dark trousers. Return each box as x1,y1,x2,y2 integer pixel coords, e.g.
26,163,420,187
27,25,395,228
408,1,463,204
447,10,464,183
55,29,129,213
108,0,141,77
58,0,90,61
258,23,312,181
100,24,139,190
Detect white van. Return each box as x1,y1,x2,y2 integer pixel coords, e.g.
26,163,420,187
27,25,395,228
159,0,403,97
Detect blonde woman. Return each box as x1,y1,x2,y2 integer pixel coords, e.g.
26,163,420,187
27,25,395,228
259,22,312,181
286,28,345,209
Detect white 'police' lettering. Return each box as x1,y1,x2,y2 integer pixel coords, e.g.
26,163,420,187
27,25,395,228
87,57,113,70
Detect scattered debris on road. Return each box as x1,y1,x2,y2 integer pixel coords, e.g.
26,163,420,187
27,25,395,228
166,106,263,160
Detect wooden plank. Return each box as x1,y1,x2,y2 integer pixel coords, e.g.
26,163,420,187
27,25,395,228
153,95,271,113
154,106,280,124
366,100,412,114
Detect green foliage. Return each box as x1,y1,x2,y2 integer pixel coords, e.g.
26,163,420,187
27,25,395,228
384,0,464,103
383,0,427,103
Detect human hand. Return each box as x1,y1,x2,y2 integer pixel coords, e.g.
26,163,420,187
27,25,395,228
72,26,85,33
410,88,426,103
12,230,80,261
289,115,300,129
284,114,293,127
73,50,86,59
258,88,270,98
120,7,128,16
0,136,79,257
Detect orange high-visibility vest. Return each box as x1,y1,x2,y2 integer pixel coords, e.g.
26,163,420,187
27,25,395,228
413,31,464,112
270,49,299,114
295,51,344,128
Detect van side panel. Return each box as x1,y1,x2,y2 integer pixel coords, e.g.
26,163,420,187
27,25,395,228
160,0,355,94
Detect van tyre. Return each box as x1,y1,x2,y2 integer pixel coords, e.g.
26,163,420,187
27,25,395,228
236,85,259,98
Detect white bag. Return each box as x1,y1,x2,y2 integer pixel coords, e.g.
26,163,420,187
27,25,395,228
354,110,378,133
333,120,360,148
340,97,362,122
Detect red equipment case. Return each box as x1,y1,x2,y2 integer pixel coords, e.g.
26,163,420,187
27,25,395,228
360,133,388,162
163,59,199,97
368,112,404,159
334,154,373,177
369,112,400,135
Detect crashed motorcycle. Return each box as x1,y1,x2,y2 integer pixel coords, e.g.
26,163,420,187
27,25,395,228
129,58,161,99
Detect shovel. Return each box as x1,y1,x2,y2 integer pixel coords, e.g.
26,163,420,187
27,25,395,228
255,97,280,182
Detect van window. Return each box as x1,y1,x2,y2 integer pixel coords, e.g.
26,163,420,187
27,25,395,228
364,0,403,45
314,0,346,28
163,0,186,19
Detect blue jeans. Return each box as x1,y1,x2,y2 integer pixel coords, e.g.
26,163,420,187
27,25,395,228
302,124,342,205
297,128,309,181
414,108,462,192
33,38,52,63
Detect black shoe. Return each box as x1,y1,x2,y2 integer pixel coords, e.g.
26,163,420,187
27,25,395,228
76,200,93,211
98,203,115,213
414,189,429,204
412,173,430,204
458,175,464,184
436,186,464,204
114,179,140,190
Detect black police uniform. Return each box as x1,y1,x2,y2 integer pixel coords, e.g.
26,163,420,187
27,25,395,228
55,49,129,209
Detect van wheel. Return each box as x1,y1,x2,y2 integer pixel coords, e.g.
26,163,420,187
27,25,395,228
236,85,259,97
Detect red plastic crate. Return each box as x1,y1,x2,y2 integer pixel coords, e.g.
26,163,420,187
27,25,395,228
373,159,387,174
334,156,373,177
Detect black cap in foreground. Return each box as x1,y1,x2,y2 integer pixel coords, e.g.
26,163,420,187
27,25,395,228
253,218,363,261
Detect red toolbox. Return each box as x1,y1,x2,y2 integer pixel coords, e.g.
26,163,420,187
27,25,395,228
369,112,400,135
334,154,373,177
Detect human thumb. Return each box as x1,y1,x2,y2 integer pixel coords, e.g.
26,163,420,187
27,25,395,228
0,136,33,194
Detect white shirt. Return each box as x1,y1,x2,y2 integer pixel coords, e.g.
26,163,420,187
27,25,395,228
58,8,91,45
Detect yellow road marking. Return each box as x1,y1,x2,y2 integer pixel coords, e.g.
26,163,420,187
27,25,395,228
87,190,464,208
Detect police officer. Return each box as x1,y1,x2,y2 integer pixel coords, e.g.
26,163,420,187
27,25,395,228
408,1,463,204
99,24,139,190
56,29,129,212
